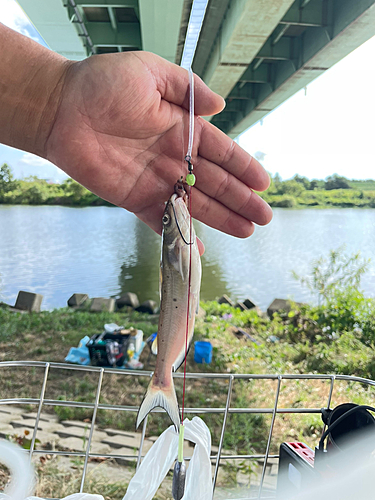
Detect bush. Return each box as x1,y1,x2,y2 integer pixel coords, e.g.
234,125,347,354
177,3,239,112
273,196,296,208
277,180,304,196
325,174,351,190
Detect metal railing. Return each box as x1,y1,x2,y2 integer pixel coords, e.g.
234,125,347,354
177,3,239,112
1,361,375,499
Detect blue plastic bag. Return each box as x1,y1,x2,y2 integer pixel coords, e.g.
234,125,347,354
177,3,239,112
65,336,90,365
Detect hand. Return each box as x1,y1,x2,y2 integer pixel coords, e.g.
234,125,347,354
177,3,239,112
46,51,272,237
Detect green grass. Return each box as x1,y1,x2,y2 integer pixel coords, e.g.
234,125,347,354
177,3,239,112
261,188,375,209
1,293,375,455
348,180,375,190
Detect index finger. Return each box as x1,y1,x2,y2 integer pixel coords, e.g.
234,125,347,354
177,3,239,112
196,118,271,192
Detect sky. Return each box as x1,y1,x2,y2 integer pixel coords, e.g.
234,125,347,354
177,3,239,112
0,0,69,183
0,0,375,182
238,34,375,181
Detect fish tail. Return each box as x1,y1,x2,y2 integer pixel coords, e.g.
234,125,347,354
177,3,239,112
136,374,180,432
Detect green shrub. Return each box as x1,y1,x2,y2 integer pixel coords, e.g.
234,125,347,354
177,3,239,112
273,196,296,208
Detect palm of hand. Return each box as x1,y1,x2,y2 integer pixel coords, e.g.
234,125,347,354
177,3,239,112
47,52,190,233
47,51,272,236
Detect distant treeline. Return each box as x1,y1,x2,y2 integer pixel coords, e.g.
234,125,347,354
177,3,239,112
1,163,375,208
0,163,112,206
260,173,375,208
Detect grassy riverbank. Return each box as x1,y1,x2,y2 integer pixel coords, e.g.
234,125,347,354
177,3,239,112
1,248,375,496
1,163,375,208
261,174,375,208
1,286,375,456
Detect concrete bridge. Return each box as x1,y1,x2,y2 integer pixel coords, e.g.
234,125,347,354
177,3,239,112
18,0,375,138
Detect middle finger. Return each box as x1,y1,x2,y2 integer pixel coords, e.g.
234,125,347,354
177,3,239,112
194,155,273,226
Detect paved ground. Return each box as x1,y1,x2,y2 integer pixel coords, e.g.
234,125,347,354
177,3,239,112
0,405,200,465
0,405,278,497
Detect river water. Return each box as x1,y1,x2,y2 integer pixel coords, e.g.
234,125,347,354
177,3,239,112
0,205,374,311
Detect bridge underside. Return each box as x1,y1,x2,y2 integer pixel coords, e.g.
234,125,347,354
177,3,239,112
18,0,375,138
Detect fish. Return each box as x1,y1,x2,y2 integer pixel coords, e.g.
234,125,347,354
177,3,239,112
136,182,202,431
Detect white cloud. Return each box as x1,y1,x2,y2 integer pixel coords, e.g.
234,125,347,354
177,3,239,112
18,153,69,183
0,0,46,44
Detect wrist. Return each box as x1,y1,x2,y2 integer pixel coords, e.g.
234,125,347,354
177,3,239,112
0,24,74,158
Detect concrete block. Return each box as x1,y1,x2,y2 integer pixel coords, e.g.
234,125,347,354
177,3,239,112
61,419,93,429
243,298,257,309
0,424,16,439
14,291,43,312
67,293,88,307
89,442,112,455
21,412,55,422
218,294,235,307
58,436,86,451
267,298,291,317
0,406,25,415
112,448,137,466
235,301,248,311
33,430,60,446
0,412,13,425
35,422,67,434
55,426,91,440
90,298,115,313
135,300,157,314
267,298,303,318
10,419,41,431
103,428,138,438
116,292,139,310
101,434,141,450
147,435,159,443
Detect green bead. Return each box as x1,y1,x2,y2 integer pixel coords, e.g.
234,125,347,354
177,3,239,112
186,173,196,186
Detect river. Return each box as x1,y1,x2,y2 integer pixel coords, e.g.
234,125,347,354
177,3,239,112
0,205,374,311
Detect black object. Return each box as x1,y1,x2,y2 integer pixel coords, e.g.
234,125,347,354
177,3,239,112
172,460,186,500
87,331,130,367
315,403,375,468
321,403,375,451
277,442,316,498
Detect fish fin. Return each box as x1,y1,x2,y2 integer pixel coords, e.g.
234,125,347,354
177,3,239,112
136,375,180,432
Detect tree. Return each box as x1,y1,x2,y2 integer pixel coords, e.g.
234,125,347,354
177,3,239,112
62,178,89,202
278,180,304,197
293,174,311,190
273,173,282,185
324,174,351,190
0,163,16,194
292,246,370,305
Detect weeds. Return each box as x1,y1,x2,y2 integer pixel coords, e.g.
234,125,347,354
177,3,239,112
35,457,129,499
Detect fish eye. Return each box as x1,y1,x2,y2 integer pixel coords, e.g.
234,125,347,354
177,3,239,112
162,213,170,225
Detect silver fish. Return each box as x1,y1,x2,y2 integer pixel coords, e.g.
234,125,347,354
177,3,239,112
136,184,202,431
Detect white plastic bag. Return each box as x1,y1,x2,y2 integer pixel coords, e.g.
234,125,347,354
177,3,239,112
0,439,103,500
123,417,212,500
26,496,103,500
0,417,212,500
0,439,34,500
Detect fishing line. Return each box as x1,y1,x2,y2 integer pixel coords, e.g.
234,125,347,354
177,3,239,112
185,69,195,164
179,67,195,457
181,186,193,424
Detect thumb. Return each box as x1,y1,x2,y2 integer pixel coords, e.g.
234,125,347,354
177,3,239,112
142,52,225,116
